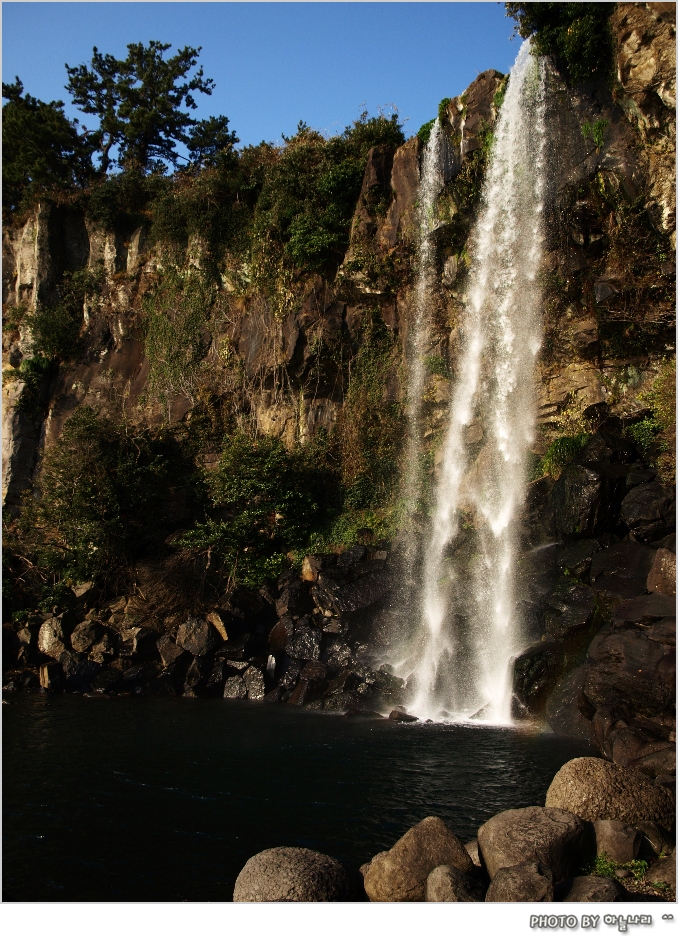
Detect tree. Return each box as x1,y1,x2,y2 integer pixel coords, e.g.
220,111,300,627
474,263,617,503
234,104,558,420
186,116,239,169
65,41,217,172
505,3,614,84
2,78,94,215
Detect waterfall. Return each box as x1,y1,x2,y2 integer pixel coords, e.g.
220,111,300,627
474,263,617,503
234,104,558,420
403,42,548,723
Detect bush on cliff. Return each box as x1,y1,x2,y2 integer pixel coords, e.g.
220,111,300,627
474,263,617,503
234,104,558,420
5,407,190,609
177,432,340,589
505,3,614,84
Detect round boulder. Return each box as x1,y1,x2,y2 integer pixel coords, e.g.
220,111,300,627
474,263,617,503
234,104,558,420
426,864,485,902
545,757,675,830
363,816,474,901
233,847,350,902
485,861,554,902
477,806,591,881
555,875,625,902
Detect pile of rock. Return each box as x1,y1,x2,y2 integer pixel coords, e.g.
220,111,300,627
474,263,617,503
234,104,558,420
233,756,676,902
514,424,676,787
2,544,404,710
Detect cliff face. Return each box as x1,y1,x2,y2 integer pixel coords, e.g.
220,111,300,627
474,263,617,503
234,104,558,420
2,6,675,759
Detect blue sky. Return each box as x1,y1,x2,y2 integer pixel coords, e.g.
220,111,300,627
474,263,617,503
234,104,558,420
3,2,520,148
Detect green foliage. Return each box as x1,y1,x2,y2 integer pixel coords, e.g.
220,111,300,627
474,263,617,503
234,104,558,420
2,78,94,217
581,118,609,151
534,433,590,480
588,853,649,882
493,76,508,112
340,312,404,508
178,432,339,588
141,268,215,407
185,116,239,170
30,267,103,361
438,98,452,121
626,418,660,458
8,407,183,602
424,355,452,379
85,166,169,228
66,41,218,172
417,119,436,146
505,3,614,84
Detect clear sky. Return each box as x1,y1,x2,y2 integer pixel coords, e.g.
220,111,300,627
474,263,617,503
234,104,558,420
2,2,521,148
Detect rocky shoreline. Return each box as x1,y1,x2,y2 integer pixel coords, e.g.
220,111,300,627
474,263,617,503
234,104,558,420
232,756,676,902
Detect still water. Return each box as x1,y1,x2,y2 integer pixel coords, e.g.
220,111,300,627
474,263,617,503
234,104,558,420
3,694,593,901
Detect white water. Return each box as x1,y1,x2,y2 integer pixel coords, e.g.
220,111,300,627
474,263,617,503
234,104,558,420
403,42,548,723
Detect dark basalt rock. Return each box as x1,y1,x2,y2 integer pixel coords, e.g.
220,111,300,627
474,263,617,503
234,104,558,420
70,619,102,653
512,642,583,715
156,634,186,668
613,596,676,624
223,675,247,699
286,618,322,661
551,464,614,539
556,538,602,582
543,580,598,642
175,617,222,657
544,665,596,744
276,581,313,618
59,651,101,690
620,482,675,542
590,540,657,599
585,621,675,717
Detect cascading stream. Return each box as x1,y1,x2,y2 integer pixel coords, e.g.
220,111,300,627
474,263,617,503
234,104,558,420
404,42,548,723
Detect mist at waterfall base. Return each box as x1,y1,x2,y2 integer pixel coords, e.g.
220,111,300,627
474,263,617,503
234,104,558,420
3,694,594,901
392,42,548,724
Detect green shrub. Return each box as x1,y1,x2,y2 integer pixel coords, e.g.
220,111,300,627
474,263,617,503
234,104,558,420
438,98,452,121
8,407,182,604
424,355,452,379
534,433,590,479
29,266,103,361
581,118,609,151
417,119,436,146
505,3,614,84
588,853,648,882
178,432,339,588
626,417,660,458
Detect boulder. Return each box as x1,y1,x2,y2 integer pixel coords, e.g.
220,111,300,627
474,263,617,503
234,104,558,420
485,861,554,902
223,676,247,699
545,758,675,829
620,482,674,542
233,846,350,902
512,642,581,715
362,817,473,902
60,652,101,690
268,618,292,654
613,595,676,623
589,540,657,599
593,819,641,863
464,839,482,869
478,807,591,881
647,850,676,888
585,621,675,716
37,618,66,660
543,581,597,642
321,636,355,669
647,549,676,596
156,634,186,667
286,619,322,661
243,666,265,700
544,666,596,744
636,822,674,860
119,626,159,661
70,620,102,653
557,538,602,581
550,465,604,538
276,581,313,618
175,617,222,657
425,864,485,902
555,875,625,902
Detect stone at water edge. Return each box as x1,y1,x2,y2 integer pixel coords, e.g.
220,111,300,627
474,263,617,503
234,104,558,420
593,819,641,863
223,676,247,699
554,876,625,902
485,861,554,902
425,864,485,902
477,806,592,881
37,618,66,660
175,617,222,657
545,757,675,830
648,850,676,888
362,816,473,902
233,847,350,901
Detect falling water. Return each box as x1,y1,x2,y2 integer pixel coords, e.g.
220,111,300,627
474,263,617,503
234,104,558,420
405,42,548,723
402,119,448,521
